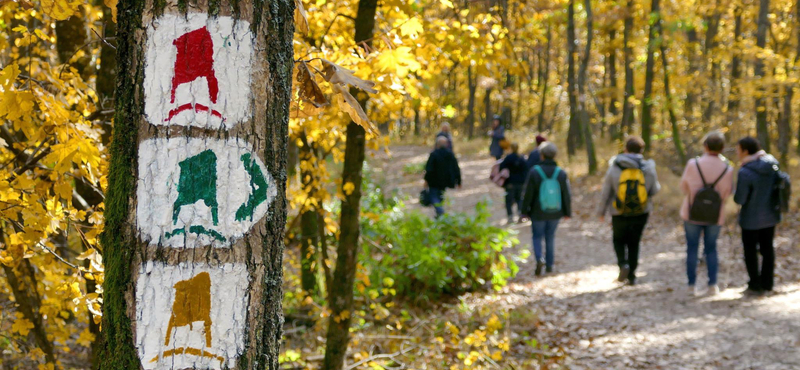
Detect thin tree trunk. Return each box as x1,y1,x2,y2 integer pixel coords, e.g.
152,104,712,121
299,146,319,297
2,260,56,364
567,0,579,156
685,28,700,125
727,7,743,131
702,9,722,123
99,1,293,369
322,0,378,368
754,0,771,150
779,83,791,166
622,0,635,134
641,0,660,152
484,87,493,131
578,0,597,173
466,66,477,139
537,25,552,133
608,28,620,140
661,44,687,163
56,6,91,78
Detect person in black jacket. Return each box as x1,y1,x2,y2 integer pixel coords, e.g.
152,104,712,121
521,142,572,275
499,143,527,224
734,136,782,295
424,137,462,217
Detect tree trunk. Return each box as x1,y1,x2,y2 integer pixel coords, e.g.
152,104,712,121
661,44,687,163
299,146,319,297
641,0,660,152
501,72,514,130
322,0,378,368
702,11,721,123
537,25,552,133
2,260,56,364
779,83,791,166
754,0,771,151
685,28,700,126
796,0,800,154
607,28,620,140
484,87,493,131
727,8,743,131
99,1,293,369
578,0,597,173
566,0,579,156
621,0,635,134
56,6,91,78
466,66,477,139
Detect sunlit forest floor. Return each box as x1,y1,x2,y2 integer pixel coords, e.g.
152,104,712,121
283,141,800,369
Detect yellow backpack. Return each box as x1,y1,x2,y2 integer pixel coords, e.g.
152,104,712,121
614,162,647,215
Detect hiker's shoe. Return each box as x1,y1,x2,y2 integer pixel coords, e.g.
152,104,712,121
688,285,697,296
545,265,553,274
535,261,544,276
707,284,720,296
744,288,763,297
506,217,515,225
627,277,636,286
618,266,630,282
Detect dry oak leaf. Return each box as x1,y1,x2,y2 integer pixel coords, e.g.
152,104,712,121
321,59,378,94
295,61,328,108
294,0,309,34
332,83,376,134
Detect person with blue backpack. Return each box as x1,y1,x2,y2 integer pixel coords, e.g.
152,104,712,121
520,142,572,276
734,136,790,295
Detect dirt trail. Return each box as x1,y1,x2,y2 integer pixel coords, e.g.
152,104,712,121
374,145,800,370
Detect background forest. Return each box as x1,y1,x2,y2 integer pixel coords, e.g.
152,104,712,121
0,0,798,369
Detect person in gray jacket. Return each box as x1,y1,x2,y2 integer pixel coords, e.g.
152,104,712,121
597,136,661,285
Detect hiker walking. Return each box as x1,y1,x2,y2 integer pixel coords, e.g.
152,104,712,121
424,136,462,217
525,135,548,171
436,122,454,152
734,137,789,295
679,132,734,296
521,142,571,275
499,143,528,224
597,136,661,285
488,115,506,160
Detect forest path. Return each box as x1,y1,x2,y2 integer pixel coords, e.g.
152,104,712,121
372,144,800,370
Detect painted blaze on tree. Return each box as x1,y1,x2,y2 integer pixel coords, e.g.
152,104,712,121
101,1,291,369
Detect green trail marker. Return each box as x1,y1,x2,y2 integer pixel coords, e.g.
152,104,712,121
172,149,220,225
235,153,269,221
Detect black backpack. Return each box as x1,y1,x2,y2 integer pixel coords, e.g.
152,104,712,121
688,159,729,224
772,164,791,213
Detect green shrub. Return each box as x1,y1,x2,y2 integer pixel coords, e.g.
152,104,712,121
361,196,525,301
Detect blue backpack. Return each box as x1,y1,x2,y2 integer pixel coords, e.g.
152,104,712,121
534,165,562,212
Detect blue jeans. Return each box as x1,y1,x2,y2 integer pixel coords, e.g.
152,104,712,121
684,221,721,286
429,187,445,217
532,219,560,268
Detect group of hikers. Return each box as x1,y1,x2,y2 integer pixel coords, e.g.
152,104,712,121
423,116,789,296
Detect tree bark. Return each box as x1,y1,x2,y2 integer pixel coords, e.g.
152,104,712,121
99,1,293,369
484,87,493,131
465,66,477,139
702,10,721,123
578,0,597,173
754,0,771,151
322,0,378,368
661,44,687,163
685,28,700,125
607,28,620,140
56,6,91,78
2,260,56,364
641,0,660,152
727,7,743,131
566,0,579,156
621,0,635,134
537,25,552,133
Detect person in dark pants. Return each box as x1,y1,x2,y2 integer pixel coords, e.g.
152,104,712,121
499,143,527,224
488,115,506,160
424,136,462,217
597,136,661,285
733,137,782,295
525,135,548,171
520,142,571,275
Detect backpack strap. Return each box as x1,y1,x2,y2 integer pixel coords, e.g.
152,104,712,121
533,165,546,179
710,165,730,188
694,157,709,187
550,167,561,180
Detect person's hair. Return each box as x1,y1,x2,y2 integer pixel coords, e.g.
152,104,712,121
625,136,645,154
510,142,519,153
738,136,761,155
535,135,547,145
703,132,725,153
539,142,557,160
441,122,450,130
493,114,501,122
436,136,449,148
